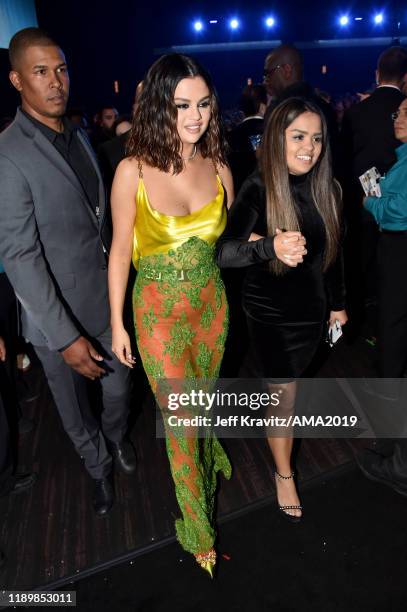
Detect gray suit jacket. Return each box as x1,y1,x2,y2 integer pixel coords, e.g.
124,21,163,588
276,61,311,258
0,108,110,351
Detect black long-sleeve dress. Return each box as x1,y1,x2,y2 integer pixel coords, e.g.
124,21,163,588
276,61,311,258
216,170,345,378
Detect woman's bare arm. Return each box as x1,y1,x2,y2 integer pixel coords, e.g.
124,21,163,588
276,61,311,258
108,158,138,365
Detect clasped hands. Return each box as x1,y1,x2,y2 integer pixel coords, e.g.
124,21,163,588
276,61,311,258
274,228,307,266
249,229,307,267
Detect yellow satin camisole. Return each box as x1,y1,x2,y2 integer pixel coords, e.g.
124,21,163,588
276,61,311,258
132,174,226,269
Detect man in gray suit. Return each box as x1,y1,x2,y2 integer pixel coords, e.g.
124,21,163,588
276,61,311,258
0,28,136,516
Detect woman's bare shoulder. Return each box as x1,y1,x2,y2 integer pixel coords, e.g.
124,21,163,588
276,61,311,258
115,156,141,178
113,157,147,195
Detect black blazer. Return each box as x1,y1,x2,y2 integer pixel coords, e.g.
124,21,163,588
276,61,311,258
341,86,405,180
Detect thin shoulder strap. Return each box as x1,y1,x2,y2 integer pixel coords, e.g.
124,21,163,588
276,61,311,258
214,160,223,184
137,159,143,179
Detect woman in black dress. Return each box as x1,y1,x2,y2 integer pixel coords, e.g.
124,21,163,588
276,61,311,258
217,98,347,520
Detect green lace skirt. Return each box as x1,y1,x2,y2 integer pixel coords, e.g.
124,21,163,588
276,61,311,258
133,237,232,554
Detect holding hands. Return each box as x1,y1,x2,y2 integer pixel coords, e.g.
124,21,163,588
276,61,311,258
274,228,307,267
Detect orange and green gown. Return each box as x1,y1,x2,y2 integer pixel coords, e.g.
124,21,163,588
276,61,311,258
132,166,232,555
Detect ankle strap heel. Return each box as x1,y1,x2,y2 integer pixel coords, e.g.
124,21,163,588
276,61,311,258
275,470,295,480
274,470,303,523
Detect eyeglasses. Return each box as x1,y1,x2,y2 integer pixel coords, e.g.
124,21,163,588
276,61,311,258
263,64,284,79
391,110,407,120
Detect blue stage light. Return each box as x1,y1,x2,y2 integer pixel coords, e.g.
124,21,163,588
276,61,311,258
229,18,239,30
265,16,275,28
374,13,384,24
339,15,349,26
193,20,203,32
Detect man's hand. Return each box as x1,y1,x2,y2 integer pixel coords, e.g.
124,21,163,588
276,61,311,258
61,336,105,380
0,336,6,362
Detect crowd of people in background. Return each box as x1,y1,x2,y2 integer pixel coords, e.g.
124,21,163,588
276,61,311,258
1,27,407,578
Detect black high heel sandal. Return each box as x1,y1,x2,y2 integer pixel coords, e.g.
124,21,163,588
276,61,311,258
275,470,303,524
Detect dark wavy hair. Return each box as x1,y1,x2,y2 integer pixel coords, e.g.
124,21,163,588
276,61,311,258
126,53,227,174
260,97,341,275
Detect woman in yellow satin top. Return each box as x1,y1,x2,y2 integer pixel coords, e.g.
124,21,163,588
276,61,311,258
108,54,234,577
